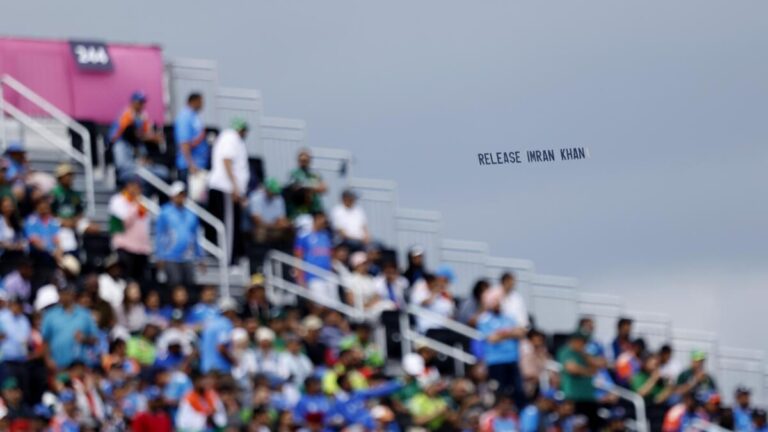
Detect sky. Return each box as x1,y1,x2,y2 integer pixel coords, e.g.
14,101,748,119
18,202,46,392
1,1,767,350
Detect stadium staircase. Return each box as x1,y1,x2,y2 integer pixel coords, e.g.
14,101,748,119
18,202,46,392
2,54,766,409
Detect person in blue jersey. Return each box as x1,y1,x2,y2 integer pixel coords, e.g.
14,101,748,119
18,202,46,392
199,297,239,373
753,409,768,432
294,211,335,304
155,181,203,288
41,284,98,368
187,285,219,329
519,389,560,432
293,376,332,428
732,386,753,432
477,287,528,409
174,93,208,183
326,373,402,430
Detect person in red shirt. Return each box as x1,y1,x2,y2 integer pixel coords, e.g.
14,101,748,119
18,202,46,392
132,387,171,432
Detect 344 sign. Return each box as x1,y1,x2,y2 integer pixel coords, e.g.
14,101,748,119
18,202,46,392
69,40,113,71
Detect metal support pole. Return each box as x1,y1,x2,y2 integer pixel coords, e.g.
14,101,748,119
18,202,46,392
0,85,6,152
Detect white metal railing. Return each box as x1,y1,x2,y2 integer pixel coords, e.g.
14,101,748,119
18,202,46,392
0,74,96,217
264,249,480,366
135,166,230,297
690,419,734,432
543,360,649,432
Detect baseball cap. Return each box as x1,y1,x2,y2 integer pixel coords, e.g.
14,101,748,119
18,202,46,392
302,315,323,331
131,90,147,103
341,188,358,199
218,297,238,313
350,251,368,268
264,178,282,194
409,245,425,257
5,141,25,153
402,353,425,376
55,163,75,178
736,386,751,395
34,285,59,311
60,255,81,276
1,377,19,391
256,327,276,343
250,273,265,287
59,389,76,403
435,264,455,282
231,117,248,131
169,181,186,197
691,350,707,362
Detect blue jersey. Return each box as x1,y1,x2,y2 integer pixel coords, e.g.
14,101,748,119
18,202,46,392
41,305,98,368
200,314,233,373
174,107,209,170
477,312,519,365
294,230,333,281
155,203,201,262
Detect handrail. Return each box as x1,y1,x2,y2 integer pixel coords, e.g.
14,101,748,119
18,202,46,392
406,303,483,340
402,328,478,365
264,249,477,363
543,360,649,432
0,75,96,217
135,166,230,298
690,419,733,432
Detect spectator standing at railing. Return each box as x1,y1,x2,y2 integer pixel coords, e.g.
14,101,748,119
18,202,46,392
110,91,162,184
477,287,527,409
294,211,335,304
557,332,600,430
330,189,370,251
155,181,203,289
207,118,250,264
108,177,151,288
174,93,208,184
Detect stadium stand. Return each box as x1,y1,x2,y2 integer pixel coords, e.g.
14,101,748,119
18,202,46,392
0,36,763,431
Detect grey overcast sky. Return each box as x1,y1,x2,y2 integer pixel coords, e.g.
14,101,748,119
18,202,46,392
2,1,767,348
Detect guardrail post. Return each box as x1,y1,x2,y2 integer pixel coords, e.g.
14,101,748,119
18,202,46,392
399,312,412,358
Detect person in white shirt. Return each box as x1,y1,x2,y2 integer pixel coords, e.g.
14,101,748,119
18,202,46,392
497,272,530,329
343,251,395,318
409,267,456,334
207,118,251,264
330,189,370,250
280,333,314,388
98,254,126,309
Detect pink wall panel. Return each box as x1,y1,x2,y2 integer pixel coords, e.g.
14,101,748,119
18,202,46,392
0,37,164,125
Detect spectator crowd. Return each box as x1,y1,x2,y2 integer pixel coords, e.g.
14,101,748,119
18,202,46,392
0,90,764,432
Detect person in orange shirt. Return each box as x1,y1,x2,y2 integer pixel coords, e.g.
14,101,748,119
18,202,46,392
110,91,162,184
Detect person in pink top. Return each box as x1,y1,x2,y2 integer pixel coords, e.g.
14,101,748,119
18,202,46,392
108,177,151,288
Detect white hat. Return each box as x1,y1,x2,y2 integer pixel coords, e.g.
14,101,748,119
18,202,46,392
350,251,368,268
302,315,323,331
232,327,249,343
218,297,238,313
60,255,81,276
402,353,425,376
169,181,186,197
256,327,276,343
34,285,59,311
